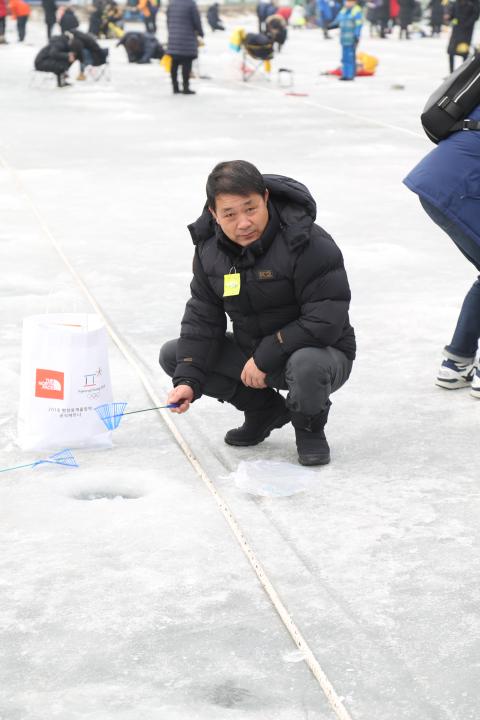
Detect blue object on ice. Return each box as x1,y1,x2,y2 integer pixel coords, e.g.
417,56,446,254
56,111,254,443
95,401,181,431
0,448,79,474
33,448,79,468
95,402,128,430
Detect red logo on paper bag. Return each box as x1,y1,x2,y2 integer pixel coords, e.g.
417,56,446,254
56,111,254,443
35,369,64,400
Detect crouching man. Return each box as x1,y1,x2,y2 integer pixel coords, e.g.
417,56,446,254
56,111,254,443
159,160,355,465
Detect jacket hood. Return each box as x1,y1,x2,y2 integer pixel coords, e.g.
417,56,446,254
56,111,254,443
187,173,317,251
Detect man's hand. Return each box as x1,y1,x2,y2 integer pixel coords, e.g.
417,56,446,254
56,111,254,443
241,357,267,389
167,384,194,413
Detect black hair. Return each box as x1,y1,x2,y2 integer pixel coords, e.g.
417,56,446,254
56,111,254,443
69,37,83,58
125,35,142,55
206,160,266,210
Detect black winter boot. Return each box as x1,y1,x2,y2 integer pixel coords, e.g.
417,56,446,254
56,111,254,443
57,73,71,87
291,405,331,466
224,386,290,446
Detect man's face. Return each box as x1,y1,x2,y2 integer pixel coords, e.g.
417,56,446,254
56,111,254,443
210,191,269,247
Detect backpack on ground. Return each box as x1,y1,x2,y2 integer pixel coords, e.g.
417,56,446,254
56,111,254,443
421,53,480,143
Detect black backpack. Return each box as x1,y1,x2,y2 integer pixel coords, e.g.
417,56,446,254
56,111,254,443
421,54,480,143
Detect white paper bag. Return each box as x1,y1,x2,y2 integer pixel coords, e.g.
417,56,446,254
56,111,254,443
18,313,113,451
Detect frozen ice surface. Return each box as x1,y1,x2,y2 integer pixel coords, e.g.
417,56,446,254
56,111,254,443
1,12,480,720
231,460,317,497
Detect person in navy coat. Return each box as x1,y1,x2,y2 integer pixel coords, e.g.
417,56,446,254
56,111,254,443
167,0,203,94
403,105,480,396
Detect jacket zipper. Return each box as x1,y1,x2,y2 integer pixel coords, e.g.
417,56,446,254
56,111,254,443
453,69,480,104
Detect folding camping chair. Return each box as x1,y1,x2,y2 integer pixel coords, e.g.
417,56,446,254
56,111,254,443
241,32,274,82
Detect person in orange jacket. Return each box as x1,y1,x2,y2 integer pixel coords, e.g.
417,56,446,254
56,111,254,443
0,0,7,43
137,0,159,33
8,0,30,40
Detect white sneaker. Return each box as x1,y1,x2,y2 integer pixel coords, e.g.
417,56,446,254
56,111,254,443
435,355,476,389
471,367,480,399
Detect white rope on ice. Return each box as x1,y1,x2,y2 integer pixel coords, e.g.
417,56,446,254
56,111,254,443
0,150,355,720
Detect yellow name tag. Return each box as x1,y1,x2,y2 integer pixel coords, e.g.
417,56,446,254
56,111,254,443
223,273,241,297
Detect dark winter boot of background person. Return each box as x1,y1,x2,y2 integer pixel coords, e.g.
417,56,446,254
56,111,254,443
224,386,290,446
291,404,331,466
56,73,71,87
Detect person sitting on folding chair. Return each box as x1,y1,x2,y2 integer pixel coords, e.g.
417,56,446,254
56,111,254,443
89,0,123,38
244,30,274,60
229,26,274,80
34,32,78,86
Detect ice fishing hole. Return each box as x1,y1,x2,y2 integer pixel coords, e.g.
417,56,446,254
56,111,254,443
74,491,141,501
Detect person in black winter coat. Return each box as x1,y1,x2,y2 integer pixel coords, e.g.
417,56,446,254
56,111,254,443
117,30,164,62
34,33,77,86
427,0,444,35
376,0,390,36
88,0,104,35
42,0,56,38
167,0,203,94
58,6,79,33
159,160,355,466
398,0,415,37
446,0,480,71
206,2,224,30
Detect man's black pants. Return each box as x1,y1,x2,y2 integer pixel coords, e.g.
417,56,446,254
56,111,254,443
159,335,352,417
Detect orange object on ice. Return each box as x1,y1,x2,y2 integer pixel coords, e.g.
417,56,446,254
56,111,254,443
324,52,379,77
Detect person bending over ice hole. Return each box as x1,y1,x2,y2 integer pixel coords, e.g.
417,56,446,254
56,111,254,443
159,161,356,466
117,31,164,63
404,103,480,397
70,29,109,80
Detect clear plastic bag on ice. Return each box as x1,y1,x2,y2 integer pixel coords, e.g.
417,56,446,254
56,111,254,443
231,460,317,497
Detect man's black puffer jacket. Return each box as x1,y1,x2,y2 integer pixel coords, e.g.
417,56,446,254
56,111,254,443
173,174,356,397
